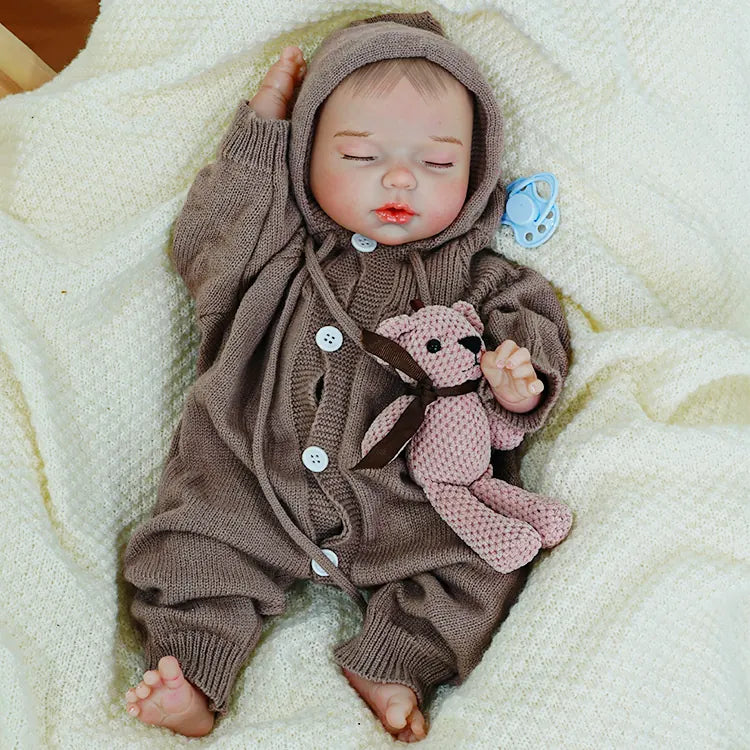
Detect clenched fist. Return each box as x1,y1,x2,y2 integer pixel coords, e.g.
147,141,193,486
248,45,307,120
480,339,544,414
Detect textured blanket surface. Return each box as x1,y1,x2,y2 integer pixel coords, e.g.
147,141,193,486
1,1,748,748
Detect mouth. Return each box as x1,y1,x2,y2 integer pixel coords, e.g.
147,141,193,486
463,358,481,372
374,203,416,225
461,353,481,372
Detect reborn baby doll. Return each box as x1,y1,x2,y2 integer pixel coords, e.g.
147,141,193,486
123,11,569,743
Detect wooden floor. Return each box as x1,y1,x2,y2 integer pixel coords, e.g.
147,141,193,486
3,0,101,73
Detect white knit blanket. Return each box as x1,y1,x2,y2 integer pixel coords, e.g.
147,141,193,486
1,1,748,747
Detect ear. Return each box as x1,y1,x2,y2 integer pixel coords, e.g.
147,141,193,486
452,301,484,334
375,313,415,342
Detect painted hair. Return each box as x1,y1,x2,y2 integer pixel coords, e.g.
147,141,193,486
338,57,464,100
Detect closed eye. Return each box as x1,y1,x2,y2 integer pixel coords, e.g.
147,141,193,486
341,155,454,169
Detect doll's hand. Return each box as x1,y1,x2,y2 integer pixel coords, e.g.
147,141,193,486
480,339,544,413
249,46,307,120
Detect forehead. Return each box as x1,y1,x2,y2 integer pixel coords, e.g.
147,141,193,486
317,75,473,138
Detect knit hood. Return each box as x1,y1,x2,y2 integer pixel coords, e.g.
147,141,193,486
289,12,505,257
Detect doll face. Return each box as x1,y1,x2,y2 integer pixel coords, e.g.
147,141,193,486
309,74,473,245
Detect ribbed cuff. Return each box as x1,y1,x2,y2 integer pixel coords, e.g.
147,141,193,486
333,611,454,706
218,99,290,169
146,630,254,715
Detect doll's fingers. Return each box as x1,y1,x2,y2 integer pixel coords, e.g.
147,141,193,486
505,346,530,370
494,339,518,366
281,45,303,63
512,378,533,398
267,50,305,89
528,378,544,395
510,362,535,380
481,354,507,388
482,348,507,372
480,349,497,368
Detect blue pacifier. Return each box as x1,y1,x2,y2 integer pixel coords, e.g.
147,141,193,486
501,172,560,248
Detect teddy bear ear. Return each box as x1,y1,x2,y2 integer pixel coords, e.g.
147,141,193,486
451,301,484,334
376,313,414,342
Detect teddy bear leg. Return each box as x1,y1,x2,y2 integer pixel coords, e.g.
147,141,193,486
421,481,541,574
470,469,573,548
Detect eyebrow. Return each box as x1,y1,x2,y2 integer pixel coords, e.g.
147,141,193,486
333,130,463,145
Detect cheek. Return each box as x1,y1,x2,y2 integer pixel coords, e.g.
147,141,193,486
425,177,469,231
311,164,361,225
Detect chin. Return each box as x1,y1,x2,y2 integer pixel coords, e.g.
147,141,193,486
373,235,412,246
367,225,436,246
342,215,449,246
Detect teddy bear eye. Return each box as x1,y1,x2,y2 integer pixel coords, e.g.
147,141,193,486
426,339,442,353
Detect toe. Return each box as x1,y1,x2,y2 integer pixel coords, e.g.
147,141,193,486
158,655,185,690
134,682,151,699
410,709,427,739
143,670,162,687
125,689,138,703
126,703,140,717
384,695,412,731
397,727,414,742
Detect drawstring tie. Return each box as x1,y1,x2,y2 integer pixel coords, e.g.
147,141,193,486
408,248,433,306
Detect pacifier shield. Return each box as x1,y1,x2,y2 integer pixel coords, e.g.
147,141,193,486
501,172,560,248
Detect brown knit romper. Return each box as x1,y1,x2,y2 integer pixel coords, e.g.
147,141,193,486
123,12,570,714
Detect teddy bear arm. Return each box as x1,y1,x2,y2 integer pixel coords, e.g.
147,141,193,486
485,408,526,451
361,395,415,455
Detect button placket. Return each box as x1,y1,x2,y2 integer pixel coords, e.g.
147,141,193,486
303,240,370,580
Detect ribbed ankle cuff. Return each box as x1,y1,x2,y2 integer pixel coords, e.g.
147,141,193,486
333,611,454,705
146,630,253,714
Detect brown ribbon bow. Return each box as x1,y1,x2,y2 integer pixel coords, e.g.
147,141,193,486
353,329,481,470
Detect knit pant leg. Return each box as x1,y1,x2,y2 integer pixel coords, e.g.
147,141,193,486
332,559,528,705
123,398,308,714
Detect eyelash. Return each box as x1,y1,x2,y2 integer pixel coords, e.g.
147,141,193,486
341,155,454,169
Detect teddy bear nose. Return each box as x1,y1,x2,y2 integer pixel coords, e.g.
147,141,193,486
458,336,482,354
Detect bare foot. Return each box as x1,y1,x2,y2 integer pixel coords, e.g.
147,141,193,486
343,668,427,742
125,655,215,737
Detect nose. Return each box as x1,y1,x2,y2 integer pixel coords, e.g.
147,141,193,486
458,336,482,354
382,164,416,190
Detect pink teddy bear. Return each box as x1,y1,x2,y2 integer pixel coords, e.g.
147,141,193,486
356,300,573,573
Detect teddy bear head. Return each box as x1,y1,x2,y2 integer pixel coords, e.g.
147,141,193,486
374,300,486,388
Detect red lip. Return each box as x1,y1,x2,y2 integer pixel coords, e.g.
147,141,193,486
375,202,416,224
375,202,415,214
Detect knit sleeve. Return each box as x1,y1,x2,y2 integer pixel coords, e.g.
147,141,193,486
466,249,570,433
170,100,303,320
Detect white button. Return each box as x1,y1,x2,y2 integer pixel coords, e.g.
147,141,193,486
351,233,377,253
311,548,339,577
315,325,343,352
302,446,329,472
